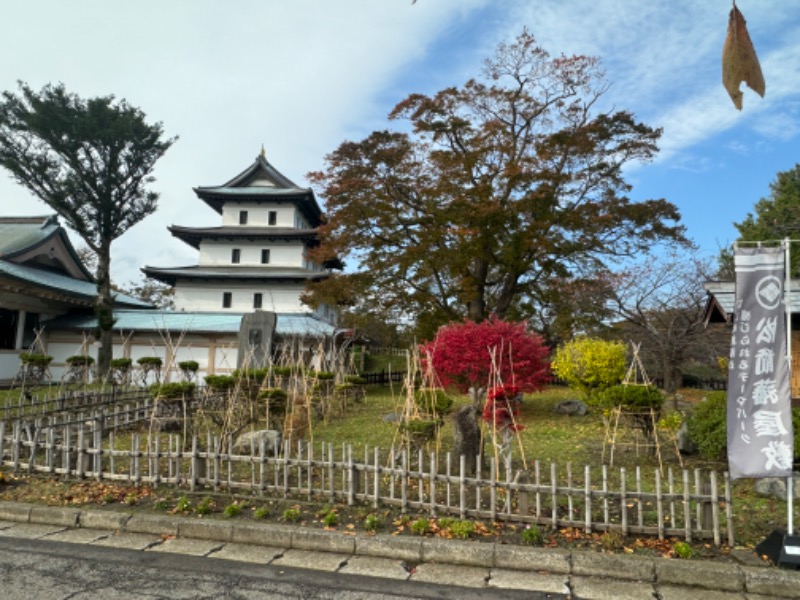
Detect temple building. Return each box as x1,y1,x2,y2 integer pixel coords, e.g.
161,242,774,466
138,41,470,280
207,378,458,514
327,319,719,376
142,151,340,324
0,152,346,385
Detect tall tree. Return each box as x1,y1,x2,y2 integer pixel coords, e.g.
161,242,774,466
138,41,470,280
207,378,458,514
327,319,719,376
718,164,800,279
307,30,687,336
0,82,176,376
606,249,728,393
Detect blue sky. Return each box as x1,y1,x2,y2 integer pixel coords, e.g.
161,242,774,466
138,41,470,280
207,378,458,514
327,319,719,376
2,0,799,284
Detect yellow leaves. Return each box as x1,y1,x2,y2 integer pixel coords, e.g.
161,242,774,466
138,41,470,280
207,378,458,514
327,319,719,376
722,2,765,110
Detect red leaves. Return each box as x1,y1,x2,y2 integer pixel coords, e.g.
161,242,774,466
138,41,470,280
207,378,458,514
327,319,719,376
420,316,550,393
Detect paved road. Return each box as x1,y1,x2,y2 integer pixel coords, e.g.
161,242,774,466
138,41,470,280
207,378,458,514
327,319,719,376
0,535,563,599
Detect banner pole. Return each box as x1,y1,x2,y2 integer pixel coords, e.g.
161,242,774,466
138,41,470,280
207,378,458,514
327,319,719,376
786,238,794,536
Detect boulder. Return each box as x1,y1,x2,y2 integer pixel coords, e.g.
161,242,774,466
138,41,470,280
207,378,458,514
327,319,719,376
553,399,588,416
676,421,697,455
754,474,800,501
233,429,282,455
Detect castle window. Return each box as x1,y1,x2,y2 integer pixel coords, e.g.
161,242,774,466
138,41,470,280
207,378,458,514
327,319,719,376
231,248,241,264
222,292,232,308
268,211,277,226
239,210,248,225
253,293,263,309
261,249,270,264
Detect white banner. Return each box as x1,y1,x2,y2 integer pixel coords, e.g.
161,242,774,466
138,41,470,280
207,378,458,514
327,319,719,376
727,246,794,479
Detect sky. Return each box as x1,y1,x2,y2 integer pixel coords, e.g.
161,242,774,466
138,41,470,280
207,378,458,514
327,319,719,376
2,0,800,285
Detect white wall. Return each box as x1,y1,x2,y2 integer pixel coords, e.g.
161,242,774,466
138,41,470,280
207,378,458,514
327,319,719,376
174,282,309,313
221,203,299,228
199,239,305,268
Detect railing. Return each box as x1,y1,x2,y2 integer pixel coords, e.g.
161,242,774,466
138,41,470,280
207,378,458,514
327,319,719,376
0,388,155,421
360,370,409,385
0,419,733,545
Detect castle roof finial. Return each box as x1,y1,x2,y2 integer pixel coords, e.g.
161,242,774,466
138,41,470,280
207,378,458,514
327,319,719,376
260,144,266,158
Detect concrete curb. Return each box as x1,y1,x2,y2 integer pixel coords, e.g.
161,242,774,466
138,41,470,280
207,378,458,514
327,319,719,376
3,500,800,597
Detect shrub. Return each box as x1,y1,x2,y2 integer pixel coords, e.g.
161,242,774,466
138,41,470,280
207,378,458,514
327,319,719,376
66,355,95,366
136,356,163,367
253,506,270,520
178,360,199,372
447,520,475,539
599,385,664,412
204,374,235,390
151,381,195,399
19,353,53,367
344,375,366,385
420,316,550,393
414,388,454,417
271,366,293,377
110,358,132,369
322,511,338,527
673,541,695,559
551,337,627,404
313,371,335,381
195,497,215,515
685,392,728,460
363,514,382,532
224,502,243,518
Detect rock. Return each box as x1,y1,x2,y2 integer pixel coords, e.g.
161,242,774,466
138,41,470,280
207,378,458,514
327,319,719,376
676,421,697,455
233,429,282,455
382,413,402,423
553,399,588,416
754,474,800,501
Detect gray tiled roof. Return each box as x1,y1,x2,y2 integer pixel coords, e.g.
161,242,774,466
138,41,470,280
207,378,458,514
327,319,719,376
0,260,152,308
704,280,800,321
42,309,337,336
0,215,59,256
141,265,329,286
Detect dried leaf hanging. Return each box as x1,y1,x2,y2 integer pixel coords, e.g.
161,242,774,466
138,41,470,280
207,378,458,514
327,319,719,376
722,2,765,110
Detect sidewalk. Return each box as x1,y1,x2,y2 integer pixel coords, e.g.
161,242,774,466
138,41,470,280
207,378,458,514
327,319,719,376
1,500,799,599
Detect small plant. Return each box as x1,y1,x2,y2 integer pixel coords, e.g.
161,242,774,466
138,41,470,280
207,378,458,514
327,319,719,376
521,524,544,546
224,502,243,518
204,374,236,390
344,375,366,385
195,497,215,515
411,517,429,536
19,353,53,367
137,356,163,368
124,493,138,506
178,360,199,372
154,497,170,511
363,514,382,532
102,492,116,504
151,381,196,399
283,507,302,523
65,355,95,366
110,357,132,369
253,506,270,520
322,510,338,527
448,520,475,539
600,530,625,551
174,495,191,513
673,541,695,559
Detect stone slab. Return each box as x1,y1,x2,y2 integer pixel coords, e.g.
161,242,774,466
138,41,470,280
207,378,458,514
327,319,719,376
338,555,410,580
230,522,293,547
0,523,67,538
569,575,655,600
493,544,571,573
291,528,356,554
571,550,655,581
45,527,110,544
0,519,17,530
208,542,284,564
91,531,164,550
420,537,493,567
0,502,32,522
744,566,800,597
29,505,80,527
489,567,570,594
272,549,349,572
79,509,131,531
655,558,744,592
124,513,179,536
658,584,747,599
355,534,422,562
148,537,224,556
177,518,232,542
411,562,489,588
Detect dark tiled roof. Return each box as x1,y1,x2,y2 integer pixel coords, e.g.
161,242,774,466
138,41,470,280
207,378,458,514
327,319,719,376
168,225,318,250
193,154,323,226
141,264,330,286
0,260,152,308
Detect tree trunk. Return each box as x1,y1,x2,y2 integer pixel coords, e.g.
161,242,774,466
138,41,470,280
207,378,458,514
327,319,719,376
661,360,681,394
95,238,114,379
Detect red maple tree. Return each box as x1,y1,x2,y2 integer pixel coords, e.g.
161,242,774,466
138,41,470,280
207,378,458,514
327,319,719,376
420,316,550,393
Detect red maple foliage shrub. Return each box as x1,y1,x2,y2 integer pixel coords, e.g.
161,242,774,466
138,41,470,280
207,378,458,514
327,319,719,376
420,317,550,393
482,384,525,432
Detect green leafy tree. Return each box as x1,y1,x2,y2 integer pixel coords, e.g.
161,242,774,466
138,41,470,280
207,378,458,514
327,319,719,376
718,164,800,278
551,337,627,404
0,82,176,376
307,30,686,336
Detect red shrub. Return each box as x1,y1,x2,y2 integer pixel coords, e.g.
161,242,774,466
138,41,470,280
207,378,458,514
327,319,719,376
420,316,550,393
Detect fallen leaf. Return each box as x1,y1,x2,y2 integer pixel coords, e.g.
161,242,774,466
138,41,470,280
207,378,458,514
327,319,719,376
722,3,765,110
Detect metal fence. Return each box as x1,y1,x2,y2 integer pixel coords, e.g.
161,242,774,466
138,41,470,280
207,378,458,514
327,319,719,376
0,416,733,546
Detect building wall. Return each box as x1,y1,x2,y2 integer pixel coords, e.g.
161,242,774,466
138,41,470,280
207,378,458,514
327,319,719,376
173,282,308,313
199,239,305,268
221,204,308,229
